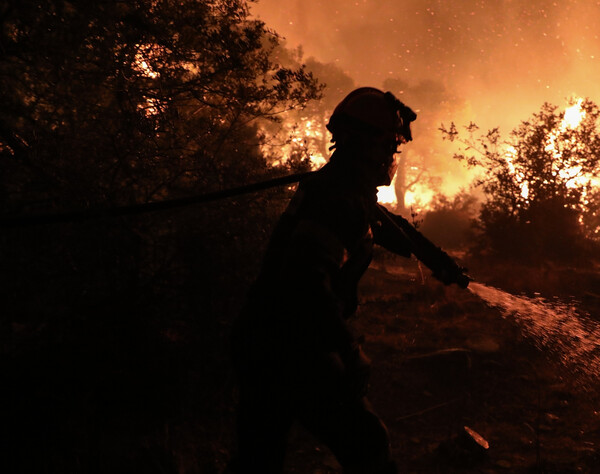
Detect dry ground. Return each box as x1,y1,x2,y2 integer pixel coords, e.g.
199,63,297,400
282,255,600,473
4,254,600,473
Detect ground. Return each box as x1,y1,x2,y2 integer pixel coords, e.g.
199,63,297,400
4,253,600,473
281,254,600,473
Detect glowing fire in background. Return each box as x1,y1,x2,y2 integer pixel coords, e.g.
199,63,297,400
563,97,586,129
403,182,436,211
547,97,586,182
250,0,600,225
377,176,435,211
376,174,397,205
266,97,600,215
504,97,600,212
273,96,600,218
265,116,329,170
133,44,160,79
264,113,434,210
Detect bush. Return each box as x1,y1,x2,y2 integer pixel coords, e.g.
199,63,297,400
419,191,479,250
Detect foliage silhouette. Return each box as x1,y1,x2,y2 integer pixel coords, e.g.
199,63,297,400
441,99,600,262
0,1,322,472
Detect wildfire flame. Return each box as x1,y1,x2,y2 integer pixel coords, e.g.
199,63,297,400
504,145,529,200
550,98,596,192
501,97,600,235
377,174,397,205
132,43,164,118
132,43,160,79
562,97,586,130
267,118,434,210
266,116,328,170
505,97,599,198
267,96,600,223
404,182,435,211
378,167,436,211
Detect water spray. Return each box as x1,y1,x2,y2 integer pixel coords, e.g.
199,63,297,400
467,281,600,384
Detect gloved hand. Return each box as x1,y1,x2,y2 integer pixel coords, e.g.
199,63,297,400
433,265,472,289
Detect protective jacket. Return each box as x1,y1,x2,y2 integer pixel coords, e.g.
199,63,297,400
230,151,408,474
232,152,412,373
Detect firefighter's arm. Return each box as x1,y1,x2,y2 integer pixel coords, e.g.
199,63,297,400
373,204,471,288
371,211,412,257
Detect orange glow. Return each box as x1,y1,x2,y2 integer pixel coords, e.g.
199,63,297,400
132,43,163,117
500,97,600,236
404,181,435,212
137,97,160,117
132,44,160,79
562,98,586,130
250,0,600,219
504,145,529,200
548,98,599,193
377,174,397,205
264,115,329,170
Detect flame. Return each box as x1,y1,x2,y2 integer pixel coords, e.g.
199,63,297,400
549,98,596,191
377,170,436,212
562,97,586,130
502,97,600,235
549,98,600,195
377,173,397,205
265,115,329,170
131,43,163,117
505,96,596,198
404,181,435,211
544,97,585,165
504,145,529,200
137,97,161,116
133,44,161,79
266,109,461,213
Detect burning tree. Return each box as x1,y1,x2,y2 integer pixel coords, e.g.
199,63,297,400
382,78,467,215
257,49,353,172
442,98,600,261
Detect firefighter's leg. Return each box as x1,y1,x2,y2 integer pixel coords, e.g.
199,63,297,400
291,352,396,474
233,382,292,474
299,396,396,474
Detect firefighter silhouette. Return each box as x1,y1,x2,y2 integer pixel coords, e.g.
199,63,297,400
230,88,418,473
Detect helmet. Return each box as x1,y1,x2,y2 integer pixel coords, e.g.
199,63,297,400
326,87,417,146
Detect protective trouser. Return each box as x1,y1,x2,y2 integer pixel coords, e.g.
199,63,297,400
231,353,397,474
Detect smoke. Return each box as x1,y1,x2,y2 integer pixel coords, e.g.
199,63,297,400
251,0,600,133
251,0,600,207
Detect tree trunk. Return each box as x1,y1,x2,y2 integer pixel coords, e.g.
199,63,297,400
394,154,408,215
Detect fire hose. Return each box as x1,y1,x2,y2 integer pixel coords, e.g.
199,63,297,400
0,171,314,228
0,170,471,288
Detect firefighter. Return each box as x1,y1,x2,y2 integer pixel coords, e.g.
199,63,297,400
230,87,417,474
